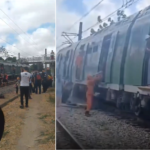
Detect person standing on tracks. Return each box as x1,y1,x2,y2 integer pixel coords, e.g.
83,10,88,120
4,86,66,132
20,68,30,108
85,73,102,117
34,71,42,94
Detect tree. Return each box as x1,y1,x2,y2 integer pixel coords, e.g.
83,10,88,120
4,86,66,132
5,57,17,62
0,57,4,61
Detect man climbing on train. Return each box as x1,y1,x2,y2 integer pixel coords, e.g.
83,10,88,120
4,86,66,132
85,72,102,117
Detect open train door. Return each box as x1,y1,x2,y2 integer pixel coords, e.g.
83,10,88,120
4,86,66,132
98,33,112,82
0,107,4,141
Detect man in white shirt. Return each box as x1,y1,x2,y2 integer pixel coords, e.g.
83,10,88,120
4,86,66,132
20,68,31,108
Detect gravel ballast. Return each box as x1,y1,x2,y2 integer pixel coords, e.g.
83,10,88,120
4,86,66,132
57,106,150,149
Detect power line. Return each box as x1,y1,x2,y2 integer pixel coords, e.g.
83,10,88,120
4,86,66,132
67,0,105,31
57,0,140,50
0,9,41,52
82,0,140,33
0,8,30,39
56,0,105,41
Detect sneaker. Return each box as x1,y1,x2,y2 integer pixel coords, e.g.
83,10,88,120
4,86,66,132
20,105,24,109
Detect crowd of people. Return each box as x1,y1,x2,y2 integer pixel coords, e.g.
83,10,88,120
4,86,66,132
16,68,53,108
0,73,9,86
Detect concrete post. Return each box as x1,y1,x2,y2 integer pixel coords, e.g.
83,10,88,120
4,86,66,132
78,22,82,41
18,53,20,63
45,49,47,69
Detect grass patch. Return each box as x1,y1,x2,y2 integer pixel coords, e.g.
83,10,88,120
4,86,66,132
47,88,55,92
48,94,55,104
51,119,55,124
39,114,50,120
37,131,55,144
3,131,9,138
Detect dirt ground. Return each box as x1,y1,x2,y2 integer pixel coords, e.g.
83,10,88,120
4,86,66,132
0,88,55,150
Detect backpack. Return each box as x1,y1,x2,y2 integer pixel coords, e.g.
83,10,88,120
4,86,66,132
36,74,41,80
48,75,51,80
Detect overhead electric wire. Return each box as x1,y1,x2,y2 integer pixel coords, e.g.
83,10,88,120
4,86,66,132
0,9,41,53
82,0,140,33
56,0,105,41
57,0,140,50
0,8,31,39
67,0,105,31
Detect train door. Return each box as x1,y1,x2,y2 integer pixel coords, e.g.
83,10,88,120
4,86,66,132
98,33,112,82
63,51,70,78
58,54,63,77
64,50,72,79
142,36,150,85
75,44,86,80
56,54,60,76
82,44,92,80
67,50,73,79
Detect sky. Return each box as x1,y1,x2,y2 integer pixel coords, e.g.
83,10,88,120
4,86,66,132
0,0,55,58
56,0,150,51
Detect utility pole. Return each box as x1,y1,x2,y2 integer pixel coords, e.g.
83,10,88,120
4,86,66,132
18,53,20,63
45,49,47,70
78,22,83,41
61,22,83,46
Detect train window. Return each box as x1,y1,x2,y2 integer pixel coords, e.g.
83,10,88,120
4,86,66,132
93,45,98,52
87,47,92,54
80,44,85,50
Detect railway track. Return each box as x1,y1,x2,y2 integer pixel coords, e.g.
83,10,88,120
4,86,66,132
61,102,150,131
56,119,84,149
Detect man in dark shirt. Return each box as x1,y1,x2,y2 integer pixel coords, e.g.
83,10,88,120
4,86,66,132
42,70,47,93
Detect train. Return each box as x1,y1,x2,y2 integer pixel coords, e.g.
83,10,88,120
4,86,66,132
0,62,29,80
57,5,150,117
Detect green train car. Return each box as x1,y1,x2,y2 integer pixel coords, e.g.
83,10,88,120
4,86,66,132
57,6,150,117
0,62,29,80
